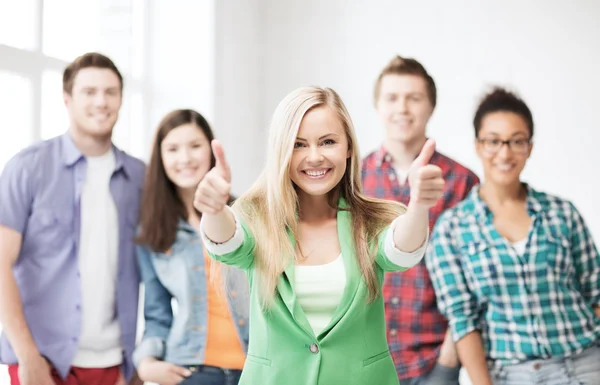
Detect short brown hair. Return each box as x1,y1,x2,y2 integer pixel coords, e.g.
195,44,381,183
373,55,437,108
63,52,123,94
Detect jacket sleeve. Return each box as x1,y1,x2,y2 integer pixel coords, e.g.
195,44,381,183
200,206,256,270
132,245,173,367
375,215,428,272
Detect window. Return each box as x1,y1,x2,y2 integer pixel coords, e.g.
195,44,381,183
0,0,37,50
42,0,135,74
40,70,68,140
0,0,146,173
0,71,33,172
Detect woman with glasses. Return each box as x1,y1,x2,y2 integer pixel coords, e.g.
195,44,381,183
425,87,600,385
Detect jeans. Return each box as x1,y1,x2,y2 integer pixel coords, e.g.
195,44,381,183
403,362,461,385
491,345,600,385
178,365,242,385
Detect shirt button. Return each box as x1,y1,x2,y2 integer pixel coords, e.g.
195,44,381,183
389,173,397,181
533,362,542,370
391,297,400,305
75,305,81,311
389,329,398,336
309,343,319,354
238,319,246,326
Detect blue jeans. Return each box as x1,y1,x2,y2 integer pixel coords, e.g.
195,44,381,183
491,345,600,385
178,365,242,385
403,363,461,385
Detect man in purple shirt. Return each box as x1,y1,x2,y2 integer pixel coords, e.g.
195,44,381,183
0,53,145,385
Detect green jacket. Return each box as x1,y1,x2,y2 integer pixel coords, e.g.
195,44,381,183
206,205,408,385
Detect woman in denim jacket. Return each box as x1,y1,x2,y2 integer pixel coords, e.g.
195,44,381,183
134,109,249,385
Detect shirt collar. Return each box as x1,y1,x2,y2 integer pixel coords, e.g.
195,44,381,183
60,133,130,178
60,133,84,166
471,183,543,222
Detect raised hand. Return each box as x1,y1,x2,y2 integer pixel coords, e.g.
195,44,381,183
194,140,232,215
407,139,445,210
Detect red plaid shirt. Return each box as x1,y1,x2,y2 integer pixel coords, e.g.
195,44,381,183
362,145,479,379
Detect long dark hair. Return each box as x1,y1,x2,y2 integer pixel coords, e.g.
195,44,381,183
137,109,217,252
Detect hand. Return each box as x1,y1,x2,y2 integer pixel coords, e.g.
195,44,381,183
18,353,54,385
138,357,192,385
408,139,444,210
128,371,144,385
194,140,232,215
115,370,126,385
438,329,459,368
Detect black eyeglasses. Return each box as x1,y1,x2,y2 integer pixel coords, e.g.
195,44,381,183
476,138,532,154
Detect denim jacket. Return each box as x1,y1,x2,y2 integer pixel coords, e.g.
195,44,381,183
133,219,249,367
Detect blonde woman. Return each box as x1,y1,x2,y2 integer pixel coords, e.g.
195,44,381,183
193,87,445,385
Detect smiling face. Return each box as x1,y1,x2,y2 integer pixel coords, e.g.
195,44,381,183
161,123,212,191
375,74,434,146
476,111,533,186
64,67,122,140
289,106,350,198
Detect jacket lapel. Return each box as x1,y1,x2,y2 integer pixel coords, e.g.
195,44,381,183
279,231,315,337
317,202,361,338
277,198,361,339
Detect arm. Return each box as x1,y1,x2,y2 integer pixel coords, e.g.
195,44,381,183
569,202,600,311
392,205,429,253
195,140,255,269
199,207,255,270
0,227,41,365
390,138,441,253
0,155,53,385
132,246,173,367
375,207,429,272
425,214,492,384
456,331,493,385
201,208,236,244
376,139,440,269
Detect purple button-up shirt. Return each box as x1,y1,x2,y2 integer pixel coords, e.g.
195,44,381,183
0,133,146,379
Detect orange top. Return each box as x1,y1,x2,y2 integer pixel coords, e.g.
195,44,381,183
202,251,246,369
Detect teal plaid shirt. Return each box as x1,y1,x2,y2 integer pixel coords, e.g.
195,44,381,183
425,185,600,366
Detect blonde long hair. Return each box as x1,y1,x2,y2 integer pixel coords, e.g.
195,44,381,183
233,87,405,307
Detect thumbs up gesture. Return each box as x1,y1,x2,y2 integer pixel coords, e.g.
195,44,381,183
193,140,232,215
407,139,445,210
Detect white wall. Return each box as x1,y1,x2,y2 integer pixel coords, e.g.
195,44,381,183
222,0,600,239
213,0,266,195
142,0,216,159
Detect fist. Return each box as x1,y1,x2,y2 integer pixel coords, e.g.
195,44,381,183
408,139,445,210
193,139,232,214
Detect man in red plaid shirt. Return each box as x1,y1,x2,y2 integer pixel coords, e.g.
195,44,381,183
362,56,480,384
